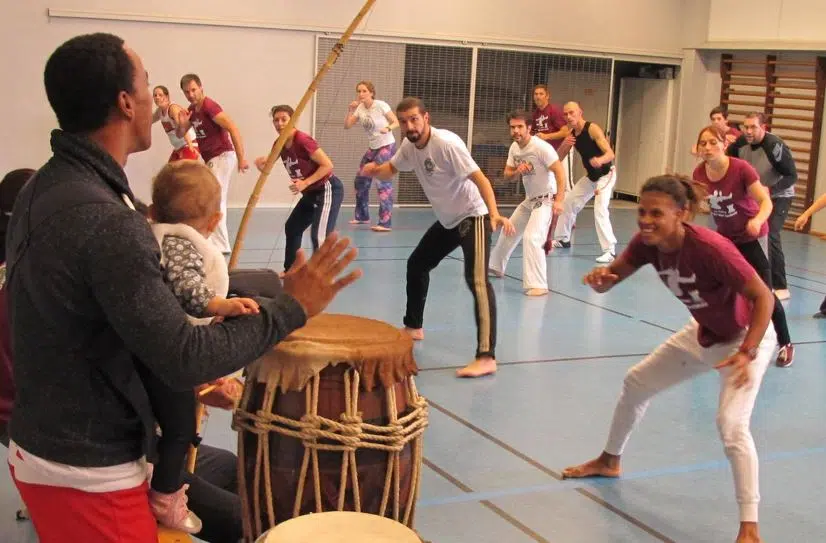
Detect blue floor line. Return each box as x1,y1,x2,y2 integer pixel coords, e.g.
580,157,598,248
418,445,826,507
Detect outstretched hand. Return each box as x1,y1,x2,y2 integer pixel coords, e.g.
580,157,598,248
281,233,362,318
492,215,516,236
714,352,752,389
582,266,619,293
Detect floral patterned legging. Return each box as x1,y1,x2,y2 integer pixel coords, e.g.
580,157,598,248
354,143,396,227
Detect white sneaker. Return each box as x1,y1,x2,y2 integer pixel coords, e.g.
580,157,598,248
596,251,615,264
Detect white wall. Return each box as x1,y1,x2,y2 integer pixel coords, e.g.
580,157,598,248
670,51,722,176
1,1,316,207
1,0,686,207
45,0,687,58
708,0,826,43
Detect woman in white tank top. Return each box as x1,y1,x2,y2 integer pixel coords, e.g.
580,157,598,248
152,85,200,163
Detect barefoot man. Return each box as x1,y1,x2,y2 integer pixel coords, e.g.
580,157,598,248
362,97,515,378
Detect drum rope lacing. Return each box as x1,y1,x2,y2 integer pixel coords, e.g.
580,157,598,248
233,367,429,541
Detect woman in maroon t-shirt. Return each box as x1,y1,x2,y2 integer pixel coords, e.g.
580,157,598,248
255,105,344,273
693,125,794,367
561,174,776,543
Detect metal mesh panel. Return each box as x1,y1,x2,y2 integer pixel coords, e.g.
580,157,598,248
314,37,406,206
398,44,473,204
314,38,610,206
472,50,613,205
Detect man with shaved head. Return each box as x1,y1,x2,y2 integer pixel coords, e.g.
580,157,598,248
550,101,618,263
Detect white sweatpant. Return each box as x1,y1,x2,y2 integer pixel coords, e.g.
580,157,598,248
604,319,777,522
205,150,237,254
489,196,553,290
554,167,617,253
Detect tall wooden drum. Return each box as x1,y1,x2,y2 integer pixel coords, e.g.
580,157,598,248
232,314,428,542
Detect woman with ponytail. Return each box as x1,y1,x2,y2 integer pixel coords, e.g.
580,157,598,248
562,174,776,543
693,125,794,367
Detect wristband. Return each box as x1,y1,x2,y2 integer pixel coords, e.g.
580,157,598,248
738,345,758,360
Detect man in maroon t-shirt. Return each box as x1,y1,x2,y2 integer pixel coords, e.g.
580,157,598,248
177,73,248,254
531,84,571,191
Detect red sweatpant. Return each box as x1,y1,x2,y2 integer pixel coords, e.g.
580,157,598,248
11,464,159,542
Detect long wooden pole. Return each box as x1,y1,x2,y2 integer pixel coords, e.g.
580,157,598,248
228,0,378,270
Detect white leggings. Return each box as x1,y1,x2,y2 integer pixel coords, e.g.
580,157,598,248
205,150,238,254
604,320,776,522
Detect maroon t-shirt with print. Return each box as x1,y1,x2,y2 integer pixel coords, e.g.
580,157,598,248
188,97,234,163
531,104,566,150
280,130,331,193
692,157,768,244
622,223,756,347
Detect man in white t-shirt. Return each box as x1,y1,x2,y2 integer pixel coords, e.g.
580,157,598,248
363,97,515,378
489,111,566,295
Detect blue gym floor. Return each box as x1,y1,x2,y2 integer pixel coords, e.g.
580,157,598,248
2,205,825,542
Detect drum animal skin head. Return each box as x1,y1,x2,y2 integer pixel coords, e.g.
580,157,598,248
245,313,418,393
254,511,423,542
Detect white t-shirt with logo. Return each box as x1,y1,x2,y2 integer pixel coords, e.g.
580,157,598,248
390,127,488,229
355,100,396,150
506,135,560,199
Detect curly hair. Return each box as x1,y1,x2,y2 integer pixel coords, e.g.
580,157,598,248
44,33,135,133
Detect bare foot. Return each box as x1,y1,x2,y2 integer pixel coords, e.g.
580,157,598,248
488,268,503,278
370,225,392,232
403,327,424,341
561,452,621,479
525,288,548,296
455,356,497,378
736,522,761,543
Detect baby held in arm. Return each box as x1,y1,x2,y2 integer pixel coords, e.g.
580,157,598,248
139,159,257,533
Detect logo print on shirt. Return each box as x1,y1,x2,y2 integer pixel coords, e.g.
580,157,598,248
284,156,303,179
424,158,435,176
707,190,737,218
191,118,206,139
772,142,783,162
535,114,549,131
658,268,709,310
515,157,535,176
361,115,375,132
